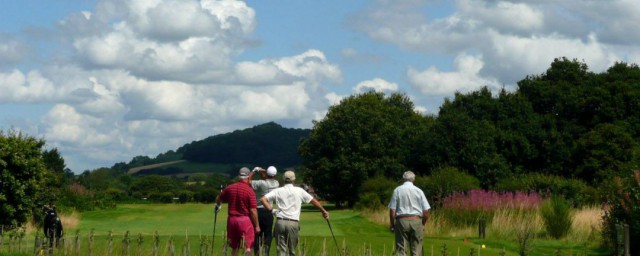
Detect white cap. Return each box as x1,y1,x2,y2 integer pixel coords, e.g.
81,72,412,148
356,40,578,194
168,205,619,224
266,166,277,176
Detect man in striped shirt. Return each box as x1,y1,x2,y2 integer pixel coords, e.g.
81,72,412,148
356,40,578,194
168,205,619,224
216,167,261,256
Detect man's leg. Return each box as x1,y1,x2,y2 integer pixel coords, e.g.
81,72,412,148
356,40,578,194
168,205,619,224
274,220,288,256
254,208,274,255
262,210,274,255
408,219,424,256
254,209,267,255
228,217,241,254
394,219,410,256
240,217,256,255
283,221,299,256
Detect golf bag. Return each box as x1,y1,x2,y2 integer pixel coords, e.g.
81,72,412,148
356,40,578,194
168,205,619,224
43,206,64,248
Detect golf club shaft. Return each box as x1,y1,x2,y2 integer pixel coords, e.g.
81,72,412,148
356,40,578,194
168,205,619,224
326,219,342,256
211,211,218,256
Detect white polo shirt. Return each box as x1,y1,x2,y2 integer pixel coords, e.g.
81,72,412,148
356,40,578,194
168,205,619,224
263,184,313,221
388,182,431,217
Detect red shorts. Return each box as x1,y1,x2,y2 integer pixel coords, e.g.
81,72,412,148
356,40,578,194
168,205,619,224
227,215,255,249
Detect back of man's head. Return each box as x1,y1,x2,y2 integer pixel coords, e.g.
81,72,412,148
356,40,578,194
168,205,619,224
402,171,415,182
283,170,295,184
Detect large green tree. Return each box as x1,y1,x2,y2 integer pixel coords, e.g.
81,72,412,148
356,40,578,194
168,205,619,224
0,130,47,227
299,92,432,207
39,148,68,206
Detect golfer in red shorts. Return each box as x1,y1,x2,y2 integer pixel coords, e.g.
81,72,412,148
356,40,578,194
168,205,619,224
216,167,261,256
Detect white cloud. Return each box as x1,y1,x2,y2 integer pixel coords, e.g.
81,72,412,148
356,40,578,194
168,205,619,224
272,50,342,84
407,53,499,96
233,50,342,85
43,104,111,146
325,92,343,106
67,0,256,83
354,78,398,93
484,31,619,82
0,70,59,102
351,0,640,85
457,0,544,34
0,36,29,66
128,0,221,41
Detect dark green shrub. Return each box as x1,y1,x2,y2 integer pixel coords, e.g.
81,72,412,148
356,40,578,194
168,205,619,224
540,196,573,239
192,188,218,203
415,166,480,207
355,176,396,210
495,173,598,206
104,188,127,201
148,192,174,203
354,193,384,210
176,190,194,204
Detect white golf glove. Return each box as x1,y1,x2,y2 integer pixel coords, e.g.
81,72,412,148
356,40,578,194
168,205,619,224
252,167,261,173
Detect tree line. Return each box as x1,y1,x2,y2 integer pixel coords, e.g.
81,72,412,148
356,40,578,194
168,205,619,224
301,58,640,207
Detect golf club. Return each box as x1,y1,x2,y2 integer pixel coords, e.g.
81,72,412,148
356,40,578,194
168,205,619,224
211,206,219,256
326,219,343,256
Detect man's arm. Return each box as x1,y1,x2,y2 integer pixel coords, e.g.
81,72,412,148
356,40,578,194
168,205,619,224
310,198,329,219
250,208,261,233
422,210,430,225
389,208,396,232
248,169,256,183
260,196,272,211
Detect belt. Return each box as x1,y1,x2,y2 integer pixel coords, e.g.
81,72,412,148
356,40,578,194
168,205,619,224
396,215,421,220
277,217,299,222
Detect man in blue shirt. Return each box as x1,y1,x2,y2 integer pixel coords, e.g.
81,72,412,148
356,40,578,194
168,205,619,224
388,171,431,256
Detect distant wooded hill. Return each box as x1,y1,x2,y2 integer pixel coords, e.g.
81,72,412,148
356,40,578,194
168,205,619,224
116,122,311,175
178,122,311,167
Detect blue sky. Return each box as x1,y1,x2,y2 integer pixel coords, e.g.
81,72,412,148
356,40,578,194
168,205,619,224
2,0,640,172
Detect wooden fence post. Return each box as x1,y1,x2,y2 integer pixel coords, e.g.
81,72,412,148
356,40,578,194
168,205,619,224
616,223,624,256
137,233,143,256
624,224,630,256
74,229,81,256
478,218,486,239
122,230,130,256
89,228,95,256
153,231,159,256
108,230,114,256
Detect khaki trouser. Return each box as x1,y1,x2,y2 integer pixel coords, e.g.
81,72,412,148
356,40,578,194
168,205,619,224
274,218,299,256
394,218,424,256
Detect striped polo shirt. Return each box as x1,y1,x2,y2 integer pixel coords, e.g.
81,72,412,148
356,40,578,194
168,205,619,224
219,180,257,216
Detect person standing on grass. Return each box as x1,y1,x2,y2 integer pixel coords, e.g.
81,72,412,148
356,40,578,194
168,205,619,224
388,171,431,256
215,167,261,256
249,166,280,255
260,170,329,256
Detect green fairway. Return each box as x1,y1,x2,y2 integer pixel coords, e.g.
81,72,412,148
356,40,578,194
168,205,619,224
72,204,519,255
0,204,607,255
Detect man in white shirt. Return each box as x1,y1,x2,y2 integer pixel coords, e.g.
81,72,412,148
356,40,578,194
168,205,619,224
249,166,280,255
260,170,329,256
388,171,431,256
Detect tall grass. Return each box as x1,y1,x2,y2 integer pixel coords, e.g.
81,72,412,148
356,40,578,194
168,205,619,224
361,193,602,244
441,190,542,227
540,196,573,239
